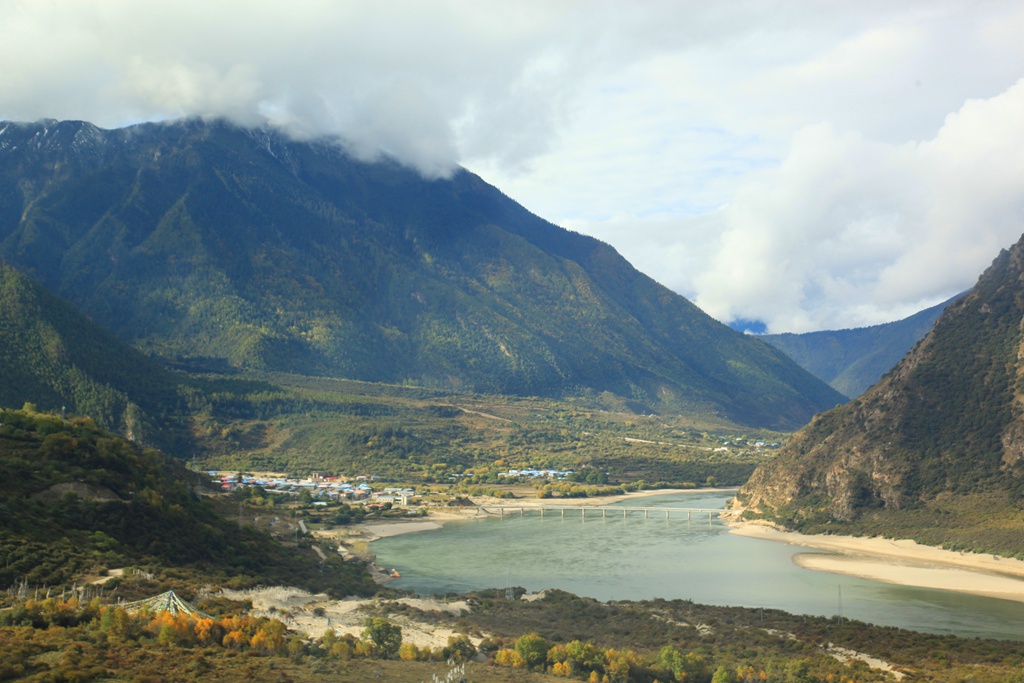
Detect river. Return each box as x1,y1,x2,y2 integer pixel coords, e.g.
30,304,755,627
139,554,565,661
371,491,1024,640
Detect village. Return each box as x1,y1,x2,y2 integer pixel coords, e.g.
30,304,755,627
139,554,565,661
211,471,418,507
212,465,580,505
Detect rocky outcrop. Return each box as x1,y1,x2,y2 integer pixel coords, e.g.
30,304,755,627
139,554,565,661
739,233,1024,524
32,481,123,503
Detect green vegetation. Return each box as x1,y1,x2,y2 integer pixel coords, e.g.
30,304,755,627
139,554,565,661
459,589,1024,682
3,242,774,496
0,118,843,430
0,407,375,597
795,492,1024,558
3,588,1024,682
0,261,190,453
0,407,1020,681
190,373,778,490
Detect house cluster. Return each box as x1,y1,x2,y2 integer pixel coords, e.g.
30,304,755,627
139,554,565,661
211,472,415,504
718,440,782,453
497,468,573,480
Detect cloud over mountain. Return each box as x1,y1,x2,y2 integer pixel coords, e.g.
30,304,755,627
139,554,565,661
693,78,1024,332
3,1,1024,332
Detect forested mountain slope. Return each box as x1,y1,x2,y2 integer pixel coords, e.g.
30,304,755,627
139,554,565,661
738,234,1024,557
762,294,961,398
0,118,843,429
0,407,374,595
0,259,184,447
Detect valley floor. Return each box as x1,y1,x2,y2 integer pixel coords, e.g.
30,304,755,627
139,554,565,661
728,522,1024,604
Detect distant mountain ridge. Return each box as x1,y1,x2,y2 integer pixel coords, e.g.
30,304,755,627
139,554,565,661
0,118,844,429
738,233,1024,557
761,295,963,398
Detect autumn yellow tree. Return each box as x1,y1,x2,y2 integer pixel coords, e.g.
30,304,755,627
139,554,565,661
398,642,420,661
193,617,216,645
494,648,526,668
251,619,287,653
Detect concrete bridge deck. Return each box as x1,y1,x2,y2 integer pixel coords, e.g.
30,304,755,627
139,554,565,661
477,505,729,520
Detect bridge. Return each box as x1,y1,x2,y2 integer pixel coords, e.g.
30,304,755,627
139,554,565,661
476,505,730,521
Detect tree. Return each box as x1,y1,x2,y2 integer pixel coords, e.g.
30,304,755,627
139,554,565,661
444,634,476,662
514,632,549,670
659,646,710,683
494,648,526,668
99,606,132,638
362,617,402,659
712,665,738,683
251,619,287,652
398,642,421,661
785,659,812,683
604,647,640,683
194,618,216,645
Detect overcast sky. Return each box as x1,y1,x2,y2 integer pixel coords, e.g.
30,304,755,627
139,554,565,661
3,1,1024,332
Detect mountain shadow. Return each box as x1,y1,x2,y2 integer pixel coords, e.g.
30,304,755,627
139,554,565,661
0,259,191,451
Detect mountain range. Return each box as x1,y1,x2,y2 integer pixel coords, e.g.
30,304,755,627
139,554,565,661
761,294,962,398
739,233,1024,557
0,118,844,430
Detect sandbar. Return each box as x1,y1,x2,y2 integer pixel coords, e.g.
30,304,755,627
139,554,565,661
730,522,1024,604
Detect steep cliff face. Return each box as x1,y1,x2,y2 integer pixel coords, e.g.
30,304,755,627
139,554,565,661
739,233,1024,527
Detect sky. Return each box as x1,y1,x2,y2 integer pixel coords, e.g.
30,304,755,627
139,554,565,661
3,1,1024,333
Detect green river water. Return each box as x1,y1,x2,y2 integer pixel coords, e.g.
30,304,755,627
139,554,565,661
372,491,1024,640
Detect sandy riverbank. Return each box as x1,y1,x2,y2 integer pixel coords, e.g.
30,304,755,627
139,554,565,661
730,522,1024,604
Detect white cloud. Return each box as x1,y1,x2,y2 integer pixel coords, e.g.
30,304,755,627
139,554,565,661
693,78,1024,332
2,1,1024,330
